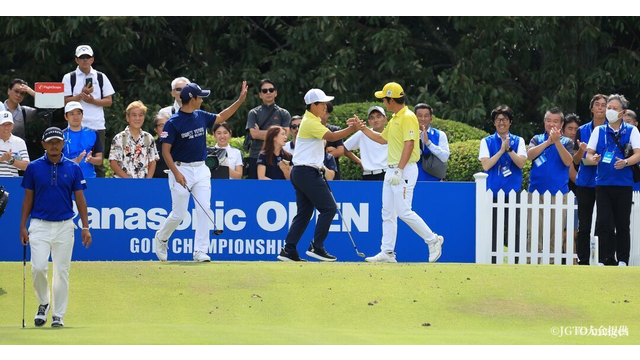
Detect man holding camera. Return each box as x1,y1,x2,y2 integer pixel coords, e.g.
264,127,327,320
62,45,115,177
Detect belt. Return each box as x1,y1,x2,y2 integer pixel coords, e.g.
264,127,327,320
34,218,73,223
388,164,398,168
176,161,205,167
363,169,385,175
294,164,322,171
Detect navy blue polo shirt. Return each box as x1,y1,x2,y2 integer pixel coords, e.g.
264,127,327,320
159,109,217,163
21,154,87,221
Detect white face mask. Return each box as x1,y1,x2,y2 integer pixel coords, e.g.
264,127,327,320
606,109,621,123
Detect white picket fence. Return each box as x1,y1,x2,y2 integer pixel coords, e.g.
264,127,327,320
474,173,640,266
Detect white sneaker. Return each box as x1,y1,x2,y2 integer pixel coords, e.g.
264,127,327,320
365,251,397,263
155,233,168,262
598,263,605,266
619,261,627,267
34,304,49,327
193,251,211,262
427,235,444,263
51,316,64,327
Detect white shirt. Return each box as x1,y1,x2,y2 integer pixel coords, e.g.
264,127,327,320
587,123,640,151
421,127,450,162
159,101,181,117
478,135,527,160
344,130,388,172
0,103,5,112
283,140,294,155
0,134,30,177
62,66,115,131
215,144,243,179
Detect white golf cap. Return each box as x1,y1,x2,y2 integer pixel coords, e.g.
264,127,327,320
75,45,94,57
65,101,83,114
304,88,334,105
0,111,13,125
367,105,386,117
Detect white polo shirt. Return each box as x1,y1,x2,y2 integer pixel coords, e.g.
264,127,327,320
215,144,243,179
292,111,329,168
62,66,115,131
0,134,30,177
344,130,388,172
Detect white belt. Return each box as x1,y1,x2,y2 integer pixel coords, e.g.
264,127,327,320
388,164,398,169
363,169,385,175
176,161,205,167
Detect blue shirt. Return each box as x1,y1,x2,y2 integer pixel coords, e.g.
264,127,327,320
575,120,603,188
62,126,103,179
483,132,523,194
21,154,87,221
417,127,442,181
160,109,217,163
528,133,574,195
593,123,636,187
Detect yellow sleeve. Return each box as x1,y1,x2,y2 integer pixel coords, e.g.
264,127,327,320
402,115,420,143
380,122,390,141
300,118,330,140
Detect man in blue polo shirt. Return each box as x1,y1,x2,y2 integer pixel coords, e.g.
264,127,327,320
20,127,92,328
154,81,247,262
527,107,575,262
573,94,608,265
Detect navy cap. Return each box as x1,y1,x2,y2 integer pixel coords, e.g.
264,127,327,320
42,127,64,142
180,83,211,104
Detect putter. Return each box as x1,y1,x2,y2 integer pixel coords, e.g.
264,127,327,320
187,186,223,235
323,177,365,258
22,244,26,329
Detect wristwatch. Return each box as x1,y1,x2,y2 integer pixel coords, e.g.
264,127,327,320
507,146,513,153
624,159,629,166
8,155,15,165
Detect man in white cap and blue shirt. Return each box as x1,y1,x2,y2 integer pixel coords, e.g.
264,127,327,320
278,89,360,262
20,126,92,327
62,45,115,177
154,81,248,262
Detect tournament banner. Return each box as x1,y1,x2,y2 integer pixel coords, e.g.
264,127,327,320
0,178,476,263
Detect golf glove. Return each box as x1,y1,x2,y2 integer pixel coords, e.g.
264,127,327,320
389,168,404,186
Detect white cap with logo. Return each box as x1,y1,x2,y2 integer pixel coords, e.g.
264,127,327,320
0,111,13,125
304,89,334,105
65,101,84,114
75,45,94,57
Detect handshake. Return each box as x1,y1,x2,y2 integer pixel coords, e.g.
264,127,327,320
347,115,366,130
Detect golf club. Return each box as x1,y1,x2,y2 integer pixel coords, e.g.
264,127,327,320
322,176,365,258
187,186,223,236
22,244,26,329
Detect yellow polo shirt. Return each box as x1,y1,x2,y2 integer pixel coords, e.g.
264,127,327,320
380,106,420,166
291,110,330,168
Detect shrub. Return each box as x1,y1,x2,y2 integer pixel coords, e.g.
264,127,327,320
445,140,483,182
430,118,489,143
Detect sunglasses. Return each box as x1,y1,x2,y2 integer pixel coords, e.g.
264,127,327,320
290,124,299,130
260,88,276,94
156,123,166,128
173,87,183,92
78,55,93,60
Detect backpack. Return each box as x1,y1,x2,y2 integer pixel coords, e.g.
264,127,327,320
69,71,105,99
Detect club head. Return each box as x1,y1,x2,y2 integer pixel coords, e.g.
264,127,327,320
357,252,365,258
213,229,224,236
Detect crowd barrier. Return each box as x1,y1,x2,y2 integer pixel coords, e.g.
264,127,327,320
0,178,476,263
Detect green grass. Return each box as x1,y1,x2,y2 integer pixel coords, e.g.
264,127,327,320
0,261,638,344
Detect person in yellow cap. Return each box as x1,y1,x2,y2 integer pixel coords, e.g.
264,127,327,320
355,82,444,263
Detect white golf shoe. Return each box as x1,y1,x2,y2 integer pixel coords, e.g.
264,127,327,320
365,251,397,263
51,316,64,327
193,251,211,262
155,234,168,262
619,261,627,267
427,235,444,263
34,303,49,327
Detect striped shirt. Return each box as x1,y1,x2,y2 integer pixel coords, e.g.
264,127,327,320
0,134,30,177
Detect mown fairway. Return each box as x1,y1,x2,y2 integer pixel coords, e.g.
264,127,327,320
0,261,638,344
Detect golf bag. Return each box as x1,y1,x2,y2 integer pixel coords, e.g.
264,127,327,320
0,186,8,219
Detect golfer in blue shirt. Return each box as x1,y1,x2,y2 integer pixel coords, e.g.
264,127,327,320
20,127,92,328
154,82,247,262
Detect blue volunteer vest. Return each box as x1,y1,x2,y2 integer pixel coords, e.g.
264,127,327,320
528,133,571,194
575,120,602,188
594,123,636,186
484,132,523,194
417,127,442,181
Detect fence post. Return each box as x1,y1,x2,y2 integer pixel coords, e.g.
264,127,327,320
474,173,491,264
631,191,640,266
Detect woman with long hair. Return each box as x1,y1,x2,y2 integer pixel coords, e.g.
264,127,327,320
257,126,292,180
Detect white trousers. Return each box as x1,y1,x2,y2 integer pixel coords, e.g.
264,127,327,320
381,162,435,253
156,164,212,254
29,218,75,318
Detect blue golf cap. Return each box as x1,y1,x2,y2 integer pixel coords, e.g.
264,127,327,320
180,83,211,103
